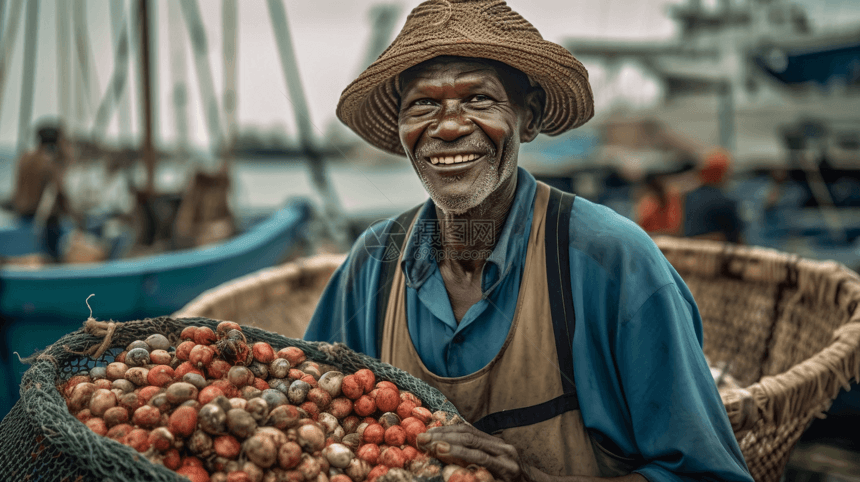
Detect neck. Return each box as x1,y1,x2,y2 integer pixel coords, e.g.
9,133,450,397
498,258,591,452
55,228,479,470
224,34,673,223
433,170,518,273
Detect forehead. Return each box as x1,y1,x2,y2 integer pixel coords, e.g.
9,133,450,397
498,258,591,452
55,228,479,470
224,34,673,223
399,57,512,92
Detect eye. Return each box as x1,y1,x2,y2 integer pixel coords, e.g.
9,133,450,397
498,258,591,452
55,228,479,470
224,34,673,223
413,98,436,106
470,94,493,103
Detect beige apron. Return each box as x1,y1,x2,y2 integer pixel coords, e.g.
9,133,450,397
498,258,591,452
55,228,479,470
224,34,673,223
379,182,639,476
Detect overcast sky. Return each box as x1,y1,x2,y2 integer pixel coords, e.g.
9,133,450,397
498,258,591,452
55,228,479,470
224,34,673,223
0,0,858,151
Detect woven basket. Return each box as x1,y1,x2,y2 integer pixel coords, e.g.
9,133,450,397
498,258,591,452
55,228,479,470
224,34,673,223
654,236,860,482
173,254,347,339
174,242,860,482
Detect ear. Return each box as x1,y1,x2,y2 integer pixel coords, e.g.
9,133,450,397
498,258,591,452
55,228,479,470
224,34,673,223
519,88,545,143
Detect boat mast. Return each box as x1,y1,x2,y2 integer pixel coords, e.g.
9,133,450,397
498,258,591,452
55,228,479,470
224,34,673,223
57,0,71,130
15,0,39,155
222,0,238,157
266,0,348,251
0,0,23,118
109,0,133,148
167,0,190,157
73,0,100,135
139,0,156,197
179,0,225,157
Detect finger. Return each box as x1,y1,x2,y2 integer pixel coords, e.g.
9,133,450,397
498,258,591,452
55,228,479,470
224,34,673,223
422,429,518,459
440,443,521,480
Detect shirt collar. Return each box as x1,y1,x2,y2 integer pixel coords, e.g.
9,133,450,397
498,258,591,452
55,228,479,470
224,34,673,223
401,167,537,293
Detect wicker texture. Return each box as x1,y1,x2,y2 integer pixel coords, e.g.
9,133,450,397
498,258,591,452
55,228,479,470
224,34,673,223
336,0,594,156
654,236,860,482
178,241,860,481
173,254,347,339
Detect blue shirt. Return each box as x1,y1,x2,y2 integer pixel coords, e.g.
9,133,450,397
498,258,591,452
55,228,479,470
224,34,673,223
305,168,752,482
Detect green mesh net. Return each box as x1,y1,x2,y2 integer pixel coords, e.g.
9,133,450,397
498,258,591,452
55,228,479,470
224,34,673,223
0,316,460,481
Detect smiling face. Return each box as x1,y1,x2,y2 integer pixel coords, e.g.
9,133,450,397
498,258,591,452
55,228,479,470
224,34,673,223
397,57,543,215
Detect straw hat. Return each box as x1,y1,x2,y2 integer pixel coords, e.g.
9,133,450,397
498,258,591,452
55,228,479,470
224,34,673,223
336,0,594,156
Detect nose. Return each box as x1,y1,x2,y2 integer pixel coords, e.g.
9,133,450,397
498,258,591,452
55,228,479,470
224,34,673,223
428,101,473,142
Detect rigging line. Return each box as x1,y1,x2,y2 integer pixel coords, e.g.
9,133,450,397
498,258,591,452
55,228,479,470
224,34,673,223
179,0,226,155
110,0,133,145
72,0,101,124
57,0,71,128
275,87,396,209
167,0,190,155
267,0,349,251
91,7,132,141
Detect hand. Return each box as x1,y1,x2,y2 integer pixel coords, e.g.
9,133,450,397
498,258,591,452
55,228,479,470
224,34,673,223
417,424,528,482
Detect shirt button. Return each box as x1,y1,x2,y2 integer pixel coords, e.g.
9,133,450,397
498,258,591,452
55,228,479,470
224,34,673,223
453,335,464,344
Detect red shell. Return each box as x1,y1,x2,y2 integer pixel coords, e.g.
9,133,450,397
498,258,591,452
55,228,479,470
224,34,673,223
106,423,134,441
277,347,307,366
175,465,210,482
411,407,432,424
380,446,405,468
169,406,198,438
215,435,242,459
363,424,385,445
193,326,217,346
354,369,376,394
299,401,320,421
357,443,380,465
176,341,197,361
341,375,364,400
396,400,416,420
163,448,181,470
375,388,400,413
198,385,226,405
147,365,175,387
85,417,107,436
353,395,376,417
122,428,151,453
206,359,232,379
252,342,276,364
367,464,389,482
180,326,199,340
384,425,406,447
327,397,353,419
132,405,161,428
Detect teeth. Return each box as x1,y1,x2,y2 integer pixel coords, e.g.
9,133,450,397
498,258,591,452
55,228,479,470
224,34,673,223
429,154,481,165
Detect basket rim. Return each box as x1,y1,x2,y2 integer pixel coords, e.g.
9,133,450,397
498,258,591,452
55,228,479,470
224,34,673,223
173,253,347,319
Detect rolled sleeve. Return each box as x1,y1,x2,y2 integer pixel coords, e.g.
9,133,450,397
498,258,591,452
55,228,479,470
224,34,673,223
619,284,752,482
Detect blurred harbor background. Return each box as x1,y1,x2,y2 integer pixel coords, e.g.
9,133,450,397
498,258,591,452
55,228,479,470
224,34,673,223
1,0,860,478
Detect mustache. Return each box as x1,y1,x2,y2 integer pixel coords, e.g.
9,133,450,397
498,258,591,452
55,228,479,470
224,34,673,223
414,138,496,160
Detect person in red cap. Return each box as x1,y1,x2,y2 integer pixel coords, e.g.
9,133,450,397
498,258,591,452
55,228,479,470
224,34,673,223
682,148,744,243
306,2,752,481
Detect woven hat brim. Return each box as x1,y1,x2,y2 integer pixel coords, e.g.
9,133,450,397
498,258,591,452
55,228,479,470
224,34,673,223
337,38,595,157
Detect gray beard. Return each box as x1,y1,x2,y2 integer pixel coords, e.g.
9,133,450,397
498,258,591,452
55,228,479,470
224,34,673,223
413,138,517,216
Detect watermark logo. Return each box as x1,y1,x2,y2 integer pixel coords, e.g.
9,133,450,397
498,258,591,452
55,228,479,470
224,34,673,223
361,218,409,262
362,218,495,263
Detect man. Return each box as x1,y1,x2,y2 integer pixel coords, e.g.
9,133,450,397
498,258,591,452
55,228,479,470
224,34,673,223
305,1,752,480
12,124,71,260
682,149,744,244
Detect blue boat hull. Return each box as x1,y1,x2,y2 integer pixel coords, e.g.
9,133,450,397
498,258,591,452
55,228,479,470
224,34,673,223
0,200,311,417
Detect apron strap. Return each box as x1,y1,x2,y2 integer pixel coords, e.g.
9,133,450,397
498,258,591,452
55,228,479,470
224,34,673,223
376,204,424,356
473,186,579,434
545,187,577,395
